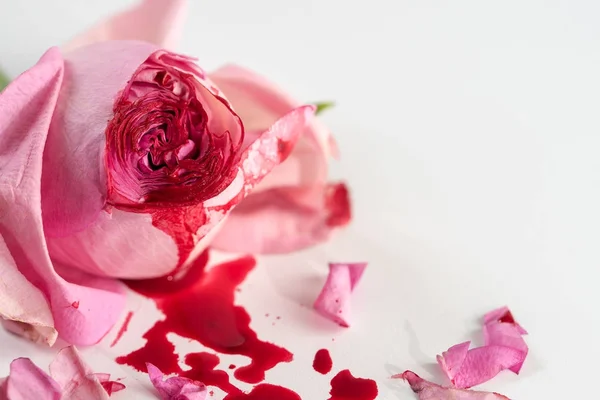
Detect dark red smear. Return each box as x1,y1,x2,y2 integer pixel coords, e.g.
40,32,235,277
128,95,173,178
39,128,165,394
71,301,79,309
328,370,378,400
110,311,134,347
118,252,293,387
224,384,302,400
149,205,206,274
313,349,333,375
326,183,351,227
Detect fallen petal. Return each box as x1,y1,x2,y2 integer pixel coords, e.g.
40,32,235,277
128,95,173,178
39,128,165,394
314,262,367,327
49,346,109,400
437,307,528,388
1,358,61,400
146,363,207,400
395,370,510,400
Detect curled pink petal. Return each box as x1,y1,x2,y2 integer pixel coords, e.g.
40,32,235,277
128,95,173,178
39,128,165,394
437,307,528,388
1,358,61,400
313,263,367,327
146,363,207,400
64,0,187,52
210,64,350,254
395,371,510,400
0,47,126,345
49,346,109,400
436,341,470,383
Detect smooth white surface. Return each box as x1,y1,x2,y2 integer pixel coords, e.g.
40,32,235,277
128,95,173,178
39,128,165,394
1,1,600,398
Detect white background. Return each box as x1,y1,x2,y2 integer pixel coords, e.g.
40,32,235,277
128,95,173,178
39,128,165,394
1,0,600,398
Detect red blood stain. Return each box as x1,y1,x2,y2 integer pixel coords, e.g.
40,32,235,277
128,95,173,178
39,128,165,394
328,370,378,400
313,349,333,375
110,311,134,347
118,251,294,390
224,384,302,400
149,205,207,274
100,380,126,395
71,301,79,309
325,183,351,227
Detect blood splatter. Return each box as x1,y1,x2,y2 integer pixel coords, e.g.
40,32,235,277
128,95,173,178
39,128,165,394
110,311,134,347
328,370,378,400
223,384,302,400
118,250,295,394
325,183,351,227
313,349,333,375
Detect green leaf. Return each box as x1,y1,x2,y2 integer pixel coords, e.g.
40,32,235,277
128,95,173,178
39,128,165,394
0,69,9,92
314,101,335,115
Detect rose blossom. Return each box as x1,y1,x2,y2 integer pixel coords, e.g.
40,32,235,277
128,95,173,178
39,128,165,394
0,0,350,346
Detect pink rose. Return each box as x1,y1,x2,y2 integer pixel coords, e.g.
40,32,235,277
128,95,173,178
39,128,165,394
0,0,350,346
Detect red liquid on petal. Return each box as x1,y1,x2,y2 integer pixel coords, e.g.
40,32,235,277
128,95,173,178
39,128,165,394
313,349,333,375
328,370,378,400
110,311,134,348
118,251,293,388
326,183,351,227
224,384,302,400
149,205,207,273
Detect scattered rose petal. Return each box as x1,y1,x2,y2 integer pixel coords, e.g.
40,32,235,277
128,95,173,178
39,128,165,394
0,358,62,400
437,307,528,388
395,370,510,400
146,363,207,400
49,346,110,399
314,262,367,327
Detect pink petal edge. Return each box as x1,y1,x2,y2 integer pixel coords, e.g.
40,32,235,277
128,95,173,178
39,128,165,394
437,307,528,389
146,363,207,400
209,64,350,255
49,346,109,400
0,346,117,400
313,262,367,327
1,358,61,400
0,47,126,346
63,0,187,52
394,370,510,400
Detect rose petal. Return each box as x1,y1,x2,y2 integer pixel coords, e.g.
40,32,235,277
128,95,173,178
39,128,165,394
64,0,187,52
435,341,470,383
313,263,367,327
0,47,126,345
210,64,350,254
395,371,510,400
1,358,62,400
182,105,317,260
437,307,528,388
146,363,207,400
0,235,57,345
483,321,528,374
49,346,109,400
210,183,351,254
